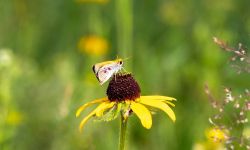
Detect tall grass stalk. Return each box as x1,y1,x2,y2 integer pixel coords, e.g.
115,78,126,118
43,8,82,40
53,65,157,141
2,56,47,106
115,0,133,71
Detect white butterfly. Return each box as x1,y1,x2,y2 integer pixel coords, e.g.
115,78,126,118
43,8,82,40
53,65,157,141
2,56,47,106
92,58,124,85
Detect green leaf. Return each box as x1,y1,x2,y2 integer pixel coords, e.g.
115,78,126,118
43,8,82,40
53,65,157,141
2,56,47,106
95,103,122,122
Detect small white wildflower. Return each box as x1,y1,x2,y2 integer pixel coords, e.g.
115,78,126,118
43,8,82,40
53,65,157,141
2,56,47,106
234,103,240,108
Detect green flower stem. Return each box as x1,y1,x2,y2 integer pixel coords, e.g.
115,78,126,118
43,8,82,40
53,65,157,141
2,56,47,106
119,113,128,150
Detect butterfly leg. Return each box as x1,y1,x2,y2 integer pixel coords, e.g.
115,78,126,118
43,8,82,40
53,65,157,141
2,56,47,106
114,69,120,81
114,73,117,81
121,67,127,73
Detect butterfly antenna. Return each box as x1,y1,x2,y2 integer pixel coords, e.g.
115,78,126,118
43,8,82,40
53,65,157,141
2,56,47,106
116,55,119,60
123,56,132,62
121,67,128,73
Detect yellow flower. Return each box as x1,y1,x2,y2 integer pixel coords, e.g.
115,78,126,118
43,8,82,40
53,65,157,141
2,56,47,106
76,74,176,132
206,127,228,143
6,110,23,126
78,35,108,56
192,141,224,150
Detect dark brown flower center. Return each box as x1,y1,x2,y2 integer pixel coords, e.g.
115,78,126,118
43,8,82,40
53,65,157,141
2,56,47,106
106,74,141,102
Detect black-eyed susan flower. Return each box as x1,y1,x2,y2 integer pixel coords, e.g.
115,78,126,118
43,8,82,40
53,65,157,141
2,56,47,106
76,73,176,131
78,35,108,56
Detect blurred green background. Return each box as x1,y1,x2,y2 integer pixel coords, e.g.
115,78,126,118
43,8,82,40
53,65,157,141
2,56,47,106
0,0,250,149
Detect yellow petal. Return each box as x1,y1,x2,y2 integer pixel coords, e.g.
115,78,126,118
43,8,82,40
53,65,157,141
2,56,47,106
140,96,176,101
76,97,108,117
79,111,96,132
79,102,106,132
130,101,152,129
95,102,115,117
164,101,175,107
139,98,176,122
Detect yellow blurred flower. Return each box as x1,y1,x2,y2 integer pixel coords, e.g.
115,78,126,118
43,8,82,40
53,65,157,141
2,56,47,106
192,142,224,150
206,127,228,143
193,128,228,150
78,36,109,56
76,0,109,4
76,73,176,132
243,127,250,138
6,111,23,126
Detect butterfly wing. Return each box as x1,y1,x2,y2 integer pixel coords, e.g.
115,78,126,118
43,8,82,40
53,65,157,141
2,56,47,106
92,60,116,75
97,63,120,85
